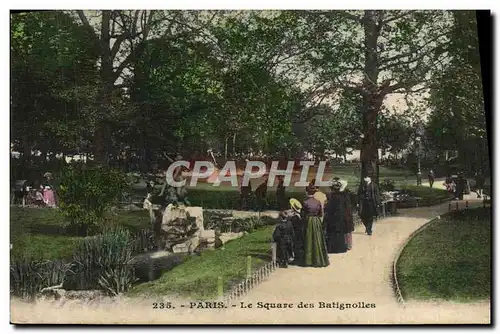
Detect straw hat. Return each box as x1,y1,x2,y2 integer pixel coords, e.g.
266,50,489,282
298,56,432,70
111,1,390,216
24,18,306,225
289,198,302,212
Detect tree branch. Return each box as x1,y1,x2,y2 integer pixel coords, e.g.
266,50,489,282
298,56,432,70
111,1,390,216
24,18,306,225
381,11,412,25
76,10,98,42
378,31,449,68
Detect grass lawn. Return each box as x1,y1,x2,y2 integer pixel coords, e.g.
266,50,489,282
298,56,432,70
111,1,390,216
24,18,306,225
397,207,491,302
10,206,150,261
128,226,274,300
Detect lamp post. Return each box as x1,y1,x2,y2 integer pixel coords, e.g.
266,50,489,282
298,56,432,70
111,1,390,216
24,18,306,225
416,124,424,186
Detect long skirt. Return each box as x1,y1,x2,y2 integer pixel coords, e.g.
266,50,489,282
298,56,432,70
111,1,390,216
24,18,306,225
325,228,347,254
303,216,330,267
345,233,352,250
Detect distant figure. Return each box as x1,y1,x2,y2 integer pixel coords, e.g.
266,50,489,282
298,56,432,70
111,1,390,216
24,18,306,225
444,174,456,193
357,176,381,236
428,169,435,188
455,173,466,200
255,178,269,211
276,176,287,211
272,210,296,268
474,170,486,199
43,186,56,207
35,185,46,207
239,172,252,210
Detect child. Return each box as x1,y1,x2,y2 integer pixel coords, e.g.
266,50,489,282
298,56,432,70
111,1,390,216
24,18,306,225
272,209,296,268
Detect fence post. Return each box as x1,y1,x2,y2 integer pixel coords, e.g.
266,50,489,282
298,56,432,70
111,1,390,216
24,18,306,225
246,256,252,279
271,243,277,262
217,276,223,299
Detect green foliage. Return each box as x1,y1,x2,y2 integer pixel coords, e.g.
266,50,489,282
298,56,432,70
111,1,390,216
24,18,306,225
58,165,131,235
10,257,69,301
63,227,137,295
10,11,99,158
426,11,488,171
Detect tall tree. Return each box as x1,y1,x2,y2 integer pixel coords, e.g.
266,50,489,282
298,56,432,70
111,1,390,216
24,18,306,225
277,10,453,181
426,10,487,172
74,10,164,165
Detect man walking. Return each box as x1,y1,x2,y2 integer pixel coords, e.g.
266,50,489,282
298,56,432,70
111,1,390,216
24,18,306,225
474,170,486,199
255,178,269,211
239,172,252,210
428,169,435,188
357,176,381,236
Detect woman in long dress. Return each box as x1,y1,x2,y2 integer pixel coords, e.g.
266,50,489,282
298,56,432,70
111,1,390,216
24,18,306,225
324,178,353,253
301,185,329,267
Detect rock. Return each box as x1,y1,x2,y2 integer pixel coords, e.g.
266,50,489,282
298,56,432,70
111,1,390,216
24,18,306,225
200,229,215,239
38,285,105,302
130,251,184,282
64,290,105,301
39,284,65,300
161,205,200,253
218,232,245,245
172,243,189,253
185,207,204,233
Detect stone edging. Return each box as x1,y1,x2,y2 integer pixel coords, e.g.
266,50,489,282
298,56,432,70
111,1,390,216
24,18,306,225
391,209,459,305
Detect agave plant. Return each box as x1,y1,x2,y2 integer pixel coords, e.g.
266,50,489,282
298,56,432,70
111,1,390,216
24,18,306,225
10,258,69,300
63,227,136,293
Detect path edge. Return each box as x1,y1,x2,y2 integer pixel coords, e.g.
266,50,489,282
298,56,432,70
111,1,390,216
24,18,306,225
391,208,457,304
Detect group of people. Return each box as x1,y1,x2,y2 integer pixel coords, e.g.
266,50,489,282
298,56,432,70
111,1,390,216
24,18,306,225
272,176,381,268
12,182,57,207
12,172,57,208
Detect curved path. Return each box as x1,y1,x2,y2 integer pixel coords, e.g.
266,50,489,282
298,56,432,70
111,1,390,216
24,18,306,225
11,196,490,324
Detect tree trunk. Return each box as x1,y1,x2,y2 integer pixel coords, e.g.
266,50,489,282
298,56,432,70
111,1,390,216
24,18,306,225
224,137,228,160
360,10,383,184
93,11,113,167
232,132,237,158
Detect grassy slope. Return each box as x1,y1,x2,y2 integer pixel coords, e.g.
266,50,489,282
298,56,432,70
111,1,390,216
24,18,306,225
10,207,150,261
397,207,491,302
129,226,274,300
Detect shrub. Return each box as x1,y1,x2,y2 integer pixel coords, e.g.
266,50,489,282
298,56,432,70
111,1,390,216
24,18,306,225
63,227,137,295
58,165,130,235
380,179,396,192
10,257,69,301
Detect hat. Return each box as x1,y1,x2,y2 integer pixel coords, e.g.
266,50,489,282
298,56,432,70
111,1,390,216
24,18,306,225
289,198,302,212
306,184,317,195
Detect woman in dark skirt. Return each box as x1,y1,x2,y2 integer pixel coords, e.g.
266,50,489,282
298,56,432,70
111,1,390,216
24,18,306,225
324,178,354,253
301,186,330,267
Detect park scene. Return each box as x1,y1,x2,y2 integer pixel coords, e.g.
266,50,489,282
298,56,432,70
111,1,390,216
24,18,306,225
10,10,491,324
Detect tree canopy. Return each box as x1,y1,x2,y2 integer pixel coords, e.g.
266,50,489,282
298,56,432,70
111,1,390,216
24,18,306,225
10,10,487,178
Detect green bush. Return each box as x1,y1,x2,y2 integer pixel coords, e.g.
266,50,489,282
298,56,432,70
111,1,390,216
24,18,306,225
63,227,137,295
58,165,130,235
10,257,69,301
398,185,453,207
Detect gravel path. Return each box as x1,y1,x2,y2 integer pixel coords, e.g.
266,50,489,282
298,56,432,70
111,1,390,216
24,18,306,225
11,196,490,324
